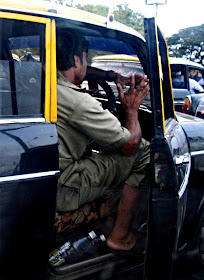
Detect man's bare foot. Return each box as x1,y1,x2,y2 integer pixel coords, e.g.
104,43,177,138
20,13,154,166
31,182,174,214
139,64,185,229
106,231,136,251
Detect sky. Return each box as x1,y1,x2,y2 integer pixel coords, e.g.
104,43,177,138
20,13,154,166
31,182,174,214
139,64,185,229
67,0,204,37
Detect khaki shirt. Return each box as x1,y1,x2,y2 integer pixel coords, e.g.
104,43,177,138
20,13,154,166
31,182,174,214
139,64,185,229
57,71,131,172
56,71,150,211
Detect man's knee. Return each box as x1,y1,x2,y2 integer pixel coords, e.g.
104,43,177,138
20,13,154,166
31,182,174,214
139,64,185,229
57,186,79,212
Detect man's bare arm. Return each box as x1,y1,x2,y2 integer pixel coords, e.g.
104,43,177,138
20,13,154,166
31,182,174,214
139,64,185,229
118,74,150,157
86,66,130,89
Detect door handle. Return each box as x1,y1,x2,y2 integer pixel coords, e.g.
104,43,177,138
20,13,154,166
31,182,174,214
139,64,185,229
175,154,190,165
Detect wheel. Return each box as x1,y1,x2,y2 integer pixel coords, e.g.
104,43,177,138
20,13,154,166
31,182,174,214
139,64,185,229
86,75,117,114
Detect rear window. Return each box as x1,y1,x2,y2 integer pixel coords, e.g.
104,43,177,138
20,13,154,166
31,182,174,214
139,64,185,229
171,64,186,89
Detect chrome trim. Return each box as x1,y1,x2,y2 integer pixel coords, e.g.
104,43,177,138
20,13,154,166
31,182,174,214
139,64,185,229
0,170,60,183
178,153,191,198
174,101,186,105
175,154,190,165
0,118,46,124
92,149,100,154
191,150,204,156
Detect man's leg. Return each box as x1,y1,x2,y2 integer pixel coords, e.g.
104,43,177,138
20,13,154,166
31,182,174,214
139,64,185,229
107,184,141,251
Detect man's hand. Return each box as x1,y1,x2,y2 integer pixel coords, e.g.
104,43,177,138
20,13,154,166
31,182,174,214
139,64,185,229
118,74,150,157
117,74,150,111
115,74,131,89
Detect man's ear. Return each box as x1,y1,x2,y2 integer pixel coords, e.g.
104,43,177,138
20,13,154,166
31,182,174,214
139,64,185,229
74,55,80,68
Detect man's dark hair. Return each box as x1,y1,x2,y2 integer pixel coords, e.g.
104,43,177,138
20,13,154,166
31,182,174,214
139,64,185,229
56,30,89,71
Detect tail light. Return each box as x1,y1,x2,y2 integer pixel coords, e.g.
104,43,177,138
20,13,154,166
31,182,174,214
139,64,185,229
195,99,204,119
182,97,191,114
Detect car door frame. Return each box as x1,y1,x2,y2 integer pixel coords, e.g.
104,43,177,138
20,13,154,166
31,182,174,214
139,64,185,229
144,18,191,280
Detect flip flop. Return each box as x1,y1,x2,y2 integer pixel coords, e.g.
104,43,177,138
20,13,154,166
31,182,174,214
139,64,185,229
108,246,145,259
107,231,146,259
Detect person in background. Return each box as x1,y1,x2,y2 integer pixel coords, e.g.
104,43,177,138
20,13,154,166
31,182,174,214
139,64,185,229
189,69,204,93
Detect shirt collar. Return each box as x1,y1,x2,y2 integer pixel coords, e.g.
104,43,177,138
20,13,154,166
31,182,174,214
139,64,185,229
57,70,86,92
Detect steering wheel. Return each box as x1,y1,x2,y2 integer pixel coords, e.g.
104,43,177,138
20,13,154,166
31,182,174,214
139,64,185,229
86,74,117,114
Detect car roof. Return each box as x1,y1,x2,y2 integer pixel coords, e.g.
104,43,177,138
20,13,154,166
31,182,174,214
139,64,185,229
0,0,144,41
169,57,204,70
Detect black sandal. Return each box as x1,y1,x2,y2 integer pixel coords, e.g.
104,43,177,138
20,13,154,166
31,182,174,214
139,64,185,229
107,231,146,259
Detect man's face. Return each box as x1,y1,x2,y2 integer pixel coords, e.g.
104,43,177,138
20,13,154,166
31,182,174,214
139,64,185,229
189,69,198,79
81,51,88,80
75,52,87,85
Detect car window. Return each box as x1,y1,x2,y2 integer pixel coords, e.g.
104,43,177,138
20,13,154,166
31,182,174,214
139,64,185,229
0,18,45,117
189,68,204,84
171,64,186,89
92,57,144,77
197,70,204,88
87,37,143,77
80,35,150,105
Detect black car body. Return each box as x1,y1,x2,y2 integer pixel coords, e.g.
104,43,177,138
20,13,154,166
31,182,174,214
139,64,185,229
0,1,203,280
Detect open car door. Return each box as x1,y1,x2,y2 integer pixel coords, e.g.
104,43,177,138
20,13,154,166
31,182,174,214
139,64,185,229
144,18,191,279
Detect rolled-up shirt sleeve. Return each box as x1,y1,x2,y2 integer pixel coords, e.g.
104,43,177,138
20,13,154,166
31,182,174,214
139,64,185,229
69,94,131,152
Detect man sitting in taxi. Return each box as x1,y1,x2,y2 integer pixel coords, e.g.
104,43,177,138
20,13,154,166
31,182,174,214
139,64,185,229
56,30,150,254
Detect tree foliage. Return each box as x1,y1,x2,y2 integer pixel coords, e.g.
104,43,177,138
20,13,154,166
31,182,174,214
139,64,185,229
167,25,204,66
74,4,108,18
113,3,144,36
43,0,65,5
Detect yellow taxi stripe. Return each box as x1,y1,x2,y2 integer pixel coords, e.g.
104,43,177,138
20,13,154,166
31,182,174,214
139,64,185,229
154,21,166,135
0,0,49,12
159,29,176,117
0,11,50,24
50,19,57,123
44,18,51,122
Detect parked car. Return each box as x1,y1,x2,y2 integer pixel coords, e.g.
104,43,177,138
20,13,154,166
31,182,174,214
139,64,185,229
91,55,204,111
0,1,203,280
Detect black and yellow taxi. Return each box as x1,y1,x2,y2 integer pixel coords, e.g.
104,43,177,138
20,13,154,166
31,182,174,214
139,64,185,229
0,1,203,280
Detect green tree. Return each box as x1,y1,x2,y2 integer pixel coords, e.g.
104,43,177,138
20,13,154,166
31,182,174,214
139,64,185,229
167,24,204,66
74,4,108,18
43,0,65,5
114,3,144,36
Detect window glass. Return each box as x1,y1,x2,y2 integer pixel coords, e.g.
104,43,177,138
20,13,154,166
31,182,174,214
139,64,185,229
0,18,45,117
198,71,204,89
81,35,149,106
86,36,143,76
91,57,144,77
189,68,204,84
171,65,186,89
